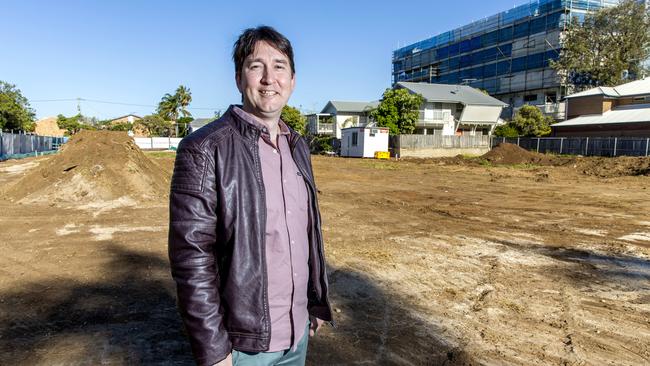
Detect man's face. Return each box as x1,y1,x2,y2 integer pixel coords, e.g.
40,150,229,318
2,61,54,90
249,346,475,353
236,41,295,122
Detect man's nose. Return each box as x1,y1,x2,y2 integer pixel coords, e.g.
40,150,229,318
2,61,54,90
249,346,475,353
261,67,276,84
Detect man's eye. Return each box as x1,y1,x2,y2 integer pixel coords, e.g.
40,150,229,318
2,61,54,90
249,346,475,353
276,65,286,70
250,64,261,70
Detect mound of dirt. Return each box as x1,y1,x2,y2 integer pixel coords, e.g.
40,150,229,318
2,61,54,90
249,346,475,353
481,143,554,165
576,156,650,177
3,130,170,208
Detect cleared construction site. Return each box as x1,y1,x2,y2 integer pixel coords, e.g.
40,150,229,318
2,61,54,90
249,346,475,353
0,130,648,365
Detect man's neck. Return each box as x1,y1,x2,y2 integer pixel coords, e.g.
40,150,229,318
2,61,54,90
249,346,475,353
238,105,281,145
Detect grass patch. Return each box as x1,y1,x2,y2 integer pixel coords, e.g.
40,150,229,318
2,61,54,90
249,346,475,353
359,160,400,170
144,151,177,159
505,163,540,170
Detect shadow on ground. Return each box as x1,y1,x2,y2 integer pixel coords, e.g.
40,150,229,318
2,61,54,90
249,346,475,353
307,266,471,366
0,244,469,365
0,244,193,365
492,238,650,289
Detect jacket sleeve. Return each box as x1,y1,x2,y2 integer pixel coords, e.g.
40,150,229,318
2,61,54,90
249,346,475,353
168,140,230,366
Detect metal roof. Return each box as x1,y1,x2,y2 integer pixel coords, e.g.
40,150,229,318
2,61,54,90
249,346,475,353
565,77,650,99
396,82,508,106
321,101,379,113
552,103,650,127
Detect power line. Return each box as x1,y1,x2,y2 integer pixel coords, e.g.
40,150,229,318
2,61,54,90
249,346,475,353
31,97,225,111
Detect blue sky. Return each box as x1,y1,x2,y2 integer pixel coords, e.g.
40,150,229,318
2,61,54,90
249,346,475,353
4,0,518,119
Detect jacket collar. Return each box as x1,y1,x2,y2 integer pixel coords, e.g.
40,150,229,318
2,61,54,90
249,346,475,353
226,105,299,147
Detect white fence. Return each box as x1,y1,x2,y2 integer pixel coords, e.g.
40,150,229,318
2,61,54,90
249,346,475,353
134,137,182,150
391,134,490,149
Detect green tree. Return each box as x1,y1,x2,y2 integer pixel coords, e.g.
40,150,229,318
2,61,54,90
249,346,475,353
370,88,424,135
109,122,133,132
57,114,82,135
552,0,650,91
280,105,306,134
0,81,35,131
176,85,192,118
135,114,172,137
177,116,194,137
511,105,553,137
157,85,192,123
493,123,520,138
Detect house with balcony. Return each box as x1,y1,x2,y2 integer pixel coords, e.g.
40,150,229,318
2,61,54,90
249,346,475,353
395,81,507,136
551,77,650,137
306,101,379,139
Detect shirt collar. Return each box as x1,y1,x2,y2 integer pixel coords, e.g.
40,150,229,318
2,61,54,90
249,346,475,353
233,105,290,136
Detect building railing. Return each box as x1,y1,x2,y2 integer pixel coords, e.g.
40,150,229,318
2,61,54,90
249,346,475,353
317,123,334,134
491,136,650,157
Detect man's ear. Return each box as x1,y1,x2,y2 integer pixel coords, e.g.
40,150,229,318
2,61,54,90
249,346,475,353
235,72,242,93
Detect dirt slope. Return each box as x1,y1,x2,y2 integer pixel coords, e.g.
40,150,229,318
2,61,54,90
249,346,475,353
3,130,169,208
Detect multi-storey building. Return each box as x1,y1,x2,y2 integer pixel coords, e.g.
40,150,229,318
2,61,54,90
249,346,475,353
392,0,623,120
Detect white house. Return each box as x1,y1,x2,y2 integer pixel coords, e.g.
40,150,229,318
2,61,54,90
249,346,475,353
340,126,389,158
307,100,379,139
395,82,507,136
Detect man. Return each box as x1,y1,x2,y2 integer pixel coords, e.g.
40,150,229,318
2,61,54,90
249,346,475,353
168,26,333,366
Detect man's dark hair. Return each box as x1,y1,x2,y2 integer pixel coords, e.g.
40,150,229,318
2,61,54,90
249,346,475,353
233,26,295,76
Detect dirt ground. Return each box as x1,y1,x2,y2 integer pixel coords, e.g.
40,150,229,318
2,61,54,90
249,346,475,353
0,140,648,365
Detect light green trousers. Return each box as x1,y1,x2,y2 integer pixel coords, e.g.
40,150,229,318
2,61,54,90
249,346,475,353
232,322,310,366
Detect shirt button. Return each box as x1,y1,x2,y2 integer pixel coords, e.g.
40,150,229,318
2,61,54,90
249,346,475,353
287,210,291,214
294,273,297,277
273,149,278,154
291,240,295,244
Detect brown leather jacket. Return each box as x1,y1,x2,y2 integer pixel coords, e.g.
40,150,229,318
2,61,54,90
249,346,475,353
168,106,332,366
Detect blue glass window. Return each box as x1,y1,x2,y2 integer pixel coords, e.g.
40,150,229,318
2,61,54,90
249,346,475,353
448,57,460,69
436,46,449,59
543,50,560,67
530,16,546,34
511,56,527,72
447,72,459,83
470,36,482,51
459,39,471,53
449,43,460,57
498,43,512,58
499,27,513,43
513,21,529,38
483,78,497,93
482,30,499,47
497,60,510,75
527,53,544,69
459,68,472,80
471,66,483,79
546,12,562,31
482,47,498,62
460,54,472,68
483,63,497,78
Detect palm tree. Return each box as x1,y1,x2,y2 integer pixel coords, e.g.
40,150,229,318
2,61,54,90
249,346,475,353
176,85,192,118
157,93,180,123
157,85,192,136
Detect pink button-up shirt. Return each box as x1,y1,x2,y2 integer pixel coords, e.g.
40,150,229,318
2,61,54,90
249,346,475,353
233,107,310,351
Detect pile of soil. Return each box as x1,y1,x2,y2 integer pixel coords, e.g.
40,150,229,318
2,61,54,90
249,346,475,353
577,156,650,177
480,143,555,165
3,130,170,207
